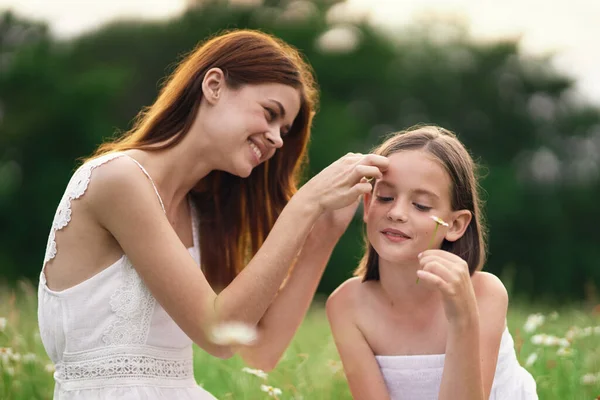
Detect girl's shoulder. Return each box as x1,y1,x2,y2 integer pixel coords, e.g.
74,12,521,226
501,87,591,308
326,277,373,316
472,271,509,320
471,271,508,298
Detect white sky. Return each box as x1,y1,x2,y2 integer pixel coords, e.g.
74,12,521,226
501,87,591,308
1,0,599,106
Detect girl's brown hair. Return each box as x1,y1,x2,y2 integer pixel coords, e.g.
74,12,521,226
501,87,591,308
90,30,318,290
355,125,486,281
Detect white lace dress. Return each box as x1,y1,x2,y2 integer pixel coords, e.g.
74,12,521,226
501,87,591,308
38,152,217,399
375,326,538,400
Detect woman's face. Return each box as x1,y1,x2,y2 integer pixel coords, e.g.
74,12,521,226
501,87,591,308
363,150,456,264
199,73,301,178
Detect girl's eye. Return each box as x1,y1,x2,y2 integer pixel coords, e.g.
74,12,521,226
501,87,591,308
413,203,432,212
376,196,394,203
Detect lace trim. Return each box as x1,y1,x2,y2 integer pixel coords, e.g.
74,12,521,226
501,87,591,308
56,346,195,390
43,152,126,267
102,258,156,345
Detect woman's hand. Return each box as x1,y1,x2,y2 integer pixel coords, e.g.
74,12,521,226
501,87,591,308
311,199,360,240
296,153,388,213
416,250,479,326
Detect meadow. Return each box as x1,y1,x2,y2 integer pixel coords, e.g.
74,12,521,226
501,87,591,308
1,281,599,399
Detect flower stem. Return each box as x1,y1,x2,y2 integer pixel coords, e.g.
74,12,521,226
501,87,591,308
416,223,440,284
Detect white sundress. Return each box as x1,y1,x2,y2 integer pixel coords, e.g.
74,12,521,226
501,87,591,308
37,152,217,399
375,326,539,400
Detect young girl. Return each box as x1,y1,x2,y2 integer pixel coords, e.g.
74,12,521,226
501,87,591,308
327,126,537,400
38,30,388,399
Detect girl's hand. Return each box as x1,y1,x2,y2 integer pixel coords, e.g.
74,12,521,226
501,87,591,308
296,153,388,213
416,250,479,326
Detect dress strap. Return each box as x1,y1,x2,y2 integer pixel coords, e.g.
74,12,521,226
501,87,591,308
122,155,166,214
188,196,201,265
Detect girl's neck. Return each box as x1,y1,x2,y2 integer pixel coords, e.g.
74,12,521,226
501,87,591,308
377,258,441,310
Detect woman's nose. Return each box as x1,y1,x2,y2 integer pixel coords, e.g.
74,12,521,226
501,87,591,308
265,127,283,149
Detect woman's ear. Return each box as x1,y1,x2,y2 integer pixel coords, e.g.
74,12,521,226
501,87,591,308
202,68,225,105
445,210,472,242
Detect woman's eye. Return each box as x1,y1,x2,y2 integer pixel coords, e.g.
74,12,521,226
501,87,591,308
413,203,432,212
376,196,394,203
264,107,277,122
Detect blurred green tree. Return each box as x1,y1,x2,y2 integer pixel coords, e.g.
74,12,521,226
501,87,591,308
1,0,599,301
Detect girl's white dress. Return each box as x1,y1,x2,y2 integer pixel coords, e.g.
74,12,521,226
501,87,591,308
38,152,217,399
375,326,538,399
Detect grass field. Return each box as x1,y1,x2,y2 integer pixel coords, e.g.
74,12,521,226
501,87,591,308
1,281,600,399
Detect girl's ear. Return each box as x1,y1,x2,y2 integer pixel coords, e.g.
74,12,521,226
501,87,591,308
363,192,372,223
445,210,472,242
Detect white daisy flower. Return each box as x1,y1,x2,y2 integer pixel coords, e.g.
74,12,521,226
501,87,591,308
557,347,573,356
242,367,268,379
523,313,545,333
261,384,283,397
209,322,257,346
525,352,538,367
430,215,449,227
581,373,598,385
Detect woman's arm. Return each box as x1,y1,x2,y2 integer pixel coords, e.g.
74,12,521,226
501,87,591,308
417,252,508,400
88,154,387,355
326,279,391,400
238,202,358,370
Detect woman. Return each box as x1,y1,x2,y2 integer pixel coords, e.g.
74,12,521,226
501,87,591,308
38,29,388,399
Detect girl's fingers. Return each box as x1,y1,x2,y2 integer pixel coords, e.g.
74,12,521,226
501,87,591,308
421,261,454,283
415,270,450,294
420,249,466,265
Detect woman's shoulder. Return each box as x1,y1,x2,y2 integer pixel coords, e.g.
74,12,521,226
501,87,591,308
78,153,163,217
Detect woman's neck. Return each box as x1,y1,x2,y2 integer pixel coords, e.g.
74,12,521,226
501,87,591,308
125,133,214,213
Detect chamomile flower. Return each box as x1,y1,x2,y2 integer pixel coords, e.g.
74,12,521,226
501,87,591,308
524,352,538,367
430,215,449,227
209,322,257,346
523,313,545,333
260,384,282,397
242,367,268,379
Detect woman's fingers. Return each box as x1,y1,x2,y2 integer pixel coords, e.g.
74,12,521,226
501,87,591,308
352,165,383,182
360,154,389,170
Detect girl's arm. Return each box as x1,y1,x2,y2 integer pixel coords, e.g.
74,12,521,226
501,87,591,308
88,154,387,357
326,279,391,400
238,203,357,371
417,251,508,400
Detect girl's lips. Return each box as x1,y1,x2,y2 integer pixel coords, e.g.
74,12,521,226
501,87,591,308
381,228,411,242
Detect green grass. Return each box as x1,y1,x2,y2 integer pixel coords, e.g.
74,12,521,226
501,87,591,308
1,282,600,399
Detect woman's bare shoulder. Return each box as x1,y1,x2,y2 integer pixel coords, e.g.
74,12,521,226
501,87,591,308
82,155,163,219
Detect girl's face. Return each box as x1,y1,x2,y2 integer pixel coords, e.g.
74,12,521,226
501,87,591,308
199,72,301,178
363,150,467,264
